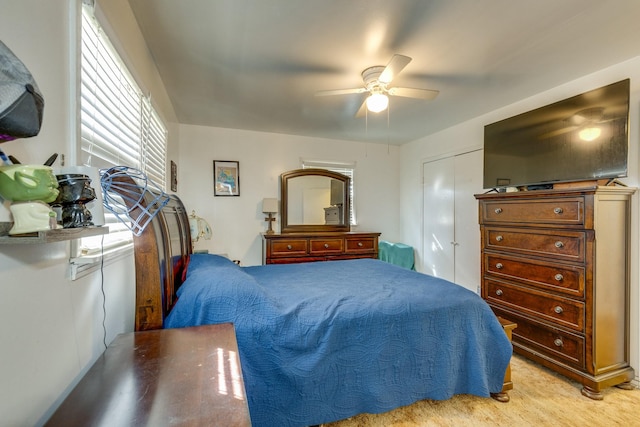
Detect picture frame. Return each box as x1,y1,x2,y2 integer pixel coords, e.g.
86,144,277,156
170,160,177,192
213,160,240,196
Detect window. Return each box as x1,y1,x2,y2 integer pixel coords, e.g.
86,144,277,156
73,7,167,276
302,160,356,225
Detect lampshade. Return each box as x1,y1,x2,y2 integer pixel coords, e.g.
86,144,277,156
262,198,278,213
188,210,212,242
366,93,389,113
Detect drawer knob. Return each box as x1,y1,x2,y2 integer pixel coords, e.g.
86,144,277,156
324,243,329,248
555,241,564,248
496,262,504,269
554,207,564,214
554,273,564,282
287,245,292,250
495,235,503,242
358,242,363,247
554,338,564,347
554,305,564,314
495,289,503,296
494,207,503,214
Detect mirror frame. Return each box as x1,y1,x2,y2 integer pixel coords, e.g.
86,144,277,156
280,168,351,233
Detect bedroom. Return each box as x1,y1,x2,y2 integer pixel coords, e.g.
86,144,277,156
1,0,639,426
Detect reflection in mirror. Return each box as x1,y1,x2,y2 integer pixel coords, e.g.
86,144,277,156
287,176,343,225
281,169,350,233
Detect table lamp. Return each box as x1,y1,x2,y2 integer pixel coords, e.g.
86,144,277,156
262,198,278,234
189,210,212,249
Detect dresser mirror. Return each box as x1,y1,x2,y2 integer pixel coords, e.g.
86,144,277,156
280,168,350,233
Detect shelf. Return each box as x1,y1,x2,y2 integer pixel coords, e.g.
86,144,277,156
0,222,108,244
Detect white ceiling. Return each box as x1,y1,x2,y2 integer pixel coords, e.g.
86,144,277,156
127,0,640,145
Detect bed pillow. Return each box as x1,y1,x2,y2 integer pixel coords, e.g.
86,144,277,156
186,253,239,275
167,253,274,328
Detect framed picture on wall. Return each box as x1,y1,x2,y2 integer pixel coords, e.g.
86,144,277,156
213,160,240,196
170,160,178,192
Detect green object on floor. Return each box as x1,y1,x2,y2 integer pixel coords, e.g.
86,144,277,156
378,240,415,270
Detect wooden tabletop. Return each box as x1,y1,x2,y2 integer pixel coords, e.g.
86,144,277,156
46,324,251,426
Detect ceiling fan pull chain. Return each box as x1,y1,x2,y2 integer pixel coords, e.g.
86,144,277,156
387,106,391,153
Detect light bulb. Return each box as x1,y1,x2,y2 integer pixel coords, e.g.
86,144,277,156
579,127,601,141
366,93,389,113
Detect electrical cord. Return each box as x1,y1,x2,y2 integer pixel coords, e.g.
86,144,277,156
100,233,107,349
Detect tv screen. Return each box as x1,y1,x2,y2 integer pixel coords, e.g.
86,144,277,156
483,79,630,189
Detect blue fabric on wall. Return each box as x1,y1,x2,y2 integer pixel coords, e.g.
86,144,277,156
378,240,415,270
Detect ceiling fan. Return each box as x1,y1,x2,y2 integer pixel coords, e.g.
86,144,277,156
315,54,439,116
539,107,614,141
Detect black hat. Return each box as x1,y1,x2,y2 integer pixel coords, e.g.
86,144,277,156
0,40,44,143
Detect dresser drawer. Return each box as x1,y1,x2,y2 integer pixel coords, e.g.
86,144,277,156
309,238,344,255
491,306,585,369
345,237,376,253
263,232,380,264
484,253,584,297
480,197,585,226
270,239,308,257
484,227,587,262
485,280,584,331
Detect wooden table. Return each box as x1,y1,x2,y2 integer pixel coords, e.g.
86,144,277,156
45,324,251,426
490,317,517,402
499,317,517,392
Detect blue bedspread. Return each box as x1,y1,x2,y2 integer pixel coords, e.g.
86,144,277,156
166,254,512,427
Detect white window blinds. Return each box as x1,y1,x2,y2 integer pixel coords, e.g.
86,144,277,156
76,7,167,264
80,9,167,178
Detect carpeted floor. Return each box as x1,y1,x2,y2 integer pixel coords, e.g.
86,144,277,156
324,354,640,427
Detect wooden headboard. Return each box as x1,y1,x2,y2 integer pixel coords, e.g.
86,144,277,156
107,172,192,331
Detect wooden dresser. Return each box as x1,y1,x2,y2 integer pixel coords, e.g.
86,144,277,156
46,324,251,426
263,231,380,264
475,186,635,399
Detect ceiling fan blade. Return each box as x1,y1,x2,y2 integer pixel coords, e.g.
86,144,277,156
388,86,439,100
538,126,578,139
315,87,367,97
355,99,368,118
379,54,412,84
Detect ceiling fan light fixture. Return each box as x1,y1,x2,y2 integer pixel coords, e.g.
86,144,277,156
366,93,389,113
579,126,601,141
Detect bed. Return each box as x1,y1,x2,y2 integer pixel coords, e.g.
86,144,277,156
121,185,512,427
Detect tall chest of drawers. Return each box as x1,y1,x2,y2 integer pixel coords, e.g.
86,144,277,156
475,186,635,399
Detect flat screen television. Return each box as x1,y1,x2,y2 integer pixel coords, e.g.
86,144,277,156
483,79,630,189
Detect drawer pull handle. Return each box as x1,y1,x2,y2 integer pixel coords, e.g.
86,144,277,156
495,289,503,296
554,306,564,314
287,245,292,250
554,207,564,214
494,207,503,214
324,243,329,248
554,273,564,282
555,241,564,248
496,262,503,269
496,235,503,242
358,242,363,247
554,338,564,347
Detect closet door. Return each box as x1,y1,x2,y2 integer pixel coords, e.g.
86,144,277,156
422,156,455,282
452,149,482,292
422,150,482,292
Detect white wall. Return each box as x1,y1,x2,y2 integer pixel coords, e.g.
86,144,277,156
0,1,176,425
399,56,640,384
3,1,637,425
178,124,401,266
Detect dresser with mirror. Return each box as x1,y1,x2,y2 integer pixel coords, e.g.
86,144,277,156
262,168,380,264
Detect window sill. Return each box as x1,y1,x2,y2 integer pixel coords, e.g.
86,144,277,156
70,243,134,280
